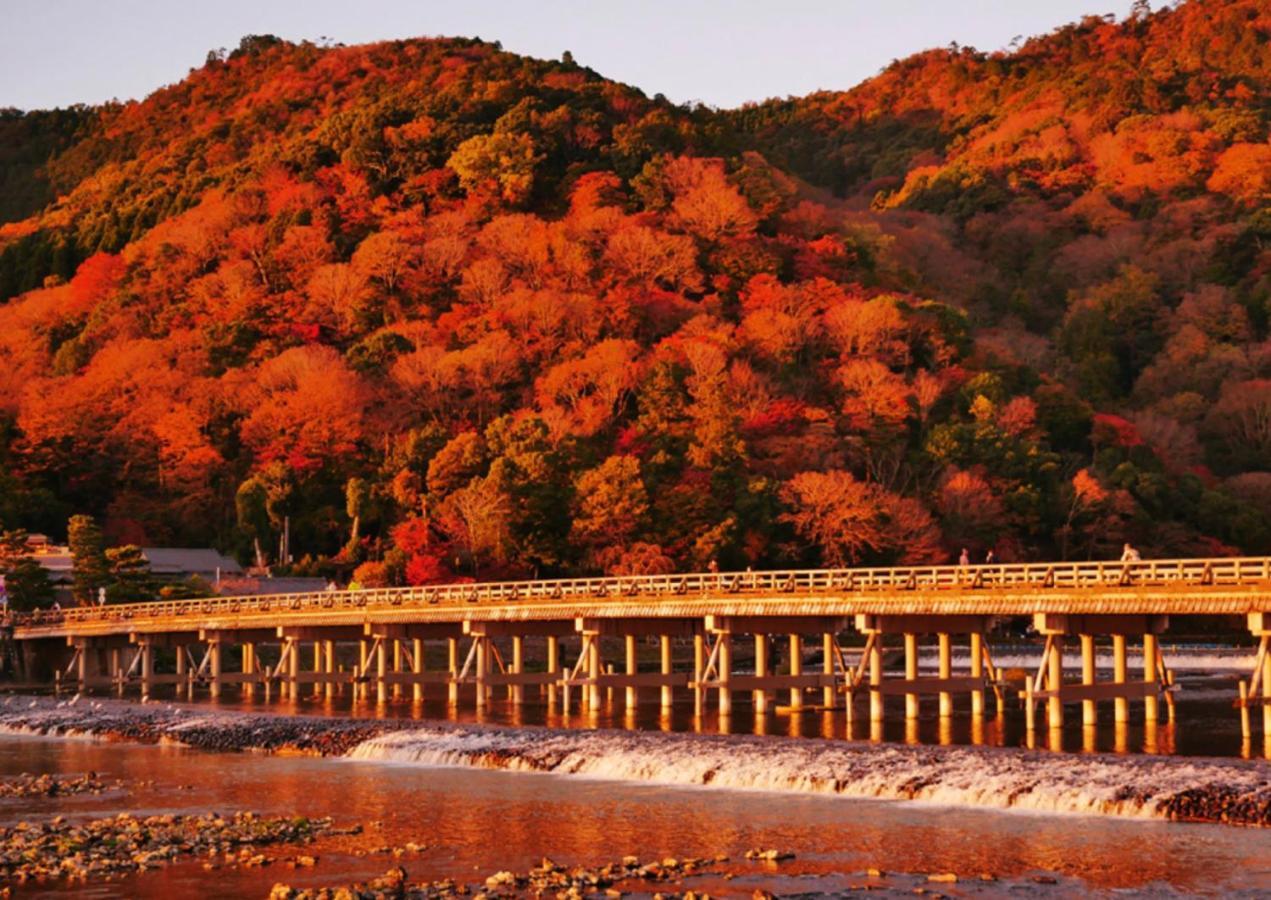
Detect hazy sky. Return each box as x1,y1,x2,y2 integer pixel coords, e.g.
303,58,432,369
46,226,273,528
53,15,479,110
4,0,1137,111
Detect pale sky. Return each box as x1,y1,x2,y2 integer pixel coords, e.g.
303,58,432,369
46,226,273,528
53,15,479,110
3,0,1137,111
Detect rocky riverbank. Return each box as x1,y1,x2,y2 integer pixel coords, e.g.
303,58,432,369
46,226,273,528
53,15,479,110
0,694,1267,828
0,771,123,798
0,810,337,885
270,855,731,900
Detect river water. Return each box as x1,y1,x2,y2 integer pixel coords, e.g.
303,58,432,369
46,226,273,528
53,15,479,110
0,644,1268,897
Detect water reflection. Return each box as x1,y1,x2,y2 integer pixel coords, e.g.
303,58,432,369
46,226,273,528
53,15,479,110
92,672,1252,760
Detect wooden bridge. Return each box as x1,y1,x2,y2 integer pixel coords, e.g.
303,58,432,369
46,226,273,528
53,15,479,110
6,556,1271,743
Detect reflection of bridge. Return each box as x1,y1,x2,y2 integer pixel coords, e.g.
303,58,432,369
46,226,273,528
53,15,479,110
8,557,1271,744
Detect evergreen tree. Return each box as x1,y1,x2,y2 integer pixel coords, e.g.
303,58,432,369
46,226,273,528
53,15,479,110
67,514,108,605
104,544,155,603
0,529,55,611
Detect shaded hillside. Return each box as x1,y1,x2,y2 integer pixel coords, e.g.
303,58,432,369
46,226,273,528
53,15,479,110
0,1,1268,594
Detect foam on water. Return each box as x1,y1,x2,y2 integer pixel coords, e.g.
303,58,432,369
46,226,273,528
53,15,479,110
345,724,1270,822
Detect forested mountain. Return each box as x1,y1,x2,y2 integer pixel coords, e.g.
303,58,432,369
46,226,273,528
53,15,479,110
0,0,1267,590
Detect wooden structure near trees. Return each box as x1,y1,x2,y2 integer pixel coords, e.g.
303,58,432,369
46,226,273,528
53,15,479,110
6,557,1270,746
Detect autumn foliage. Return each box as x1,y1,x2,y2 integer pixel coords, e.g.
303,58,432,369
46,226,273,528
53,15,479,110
0,1,1268,585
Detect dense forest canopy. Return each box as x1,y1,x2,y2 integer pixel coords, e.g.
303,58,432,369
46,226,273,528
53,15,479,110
0,0,1268,591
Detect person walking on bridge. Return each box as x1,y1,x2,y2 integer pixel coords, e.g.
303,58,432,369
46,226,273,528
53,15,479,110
1120,542,1141,562
958,548,970,567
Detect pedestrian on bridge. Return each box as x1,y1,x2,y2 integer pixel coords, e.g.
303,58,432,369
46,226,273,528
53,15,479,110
1120,543,1141,562
958,548,970,567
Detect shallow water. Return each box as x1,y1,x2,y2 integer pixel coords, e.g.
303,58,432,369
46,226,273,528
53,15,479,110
0,733,1268,898
1,642,1268,897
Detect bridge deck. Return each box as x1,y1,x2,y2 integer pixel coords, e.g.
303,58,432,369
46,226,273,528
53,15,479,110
10,557,1270,641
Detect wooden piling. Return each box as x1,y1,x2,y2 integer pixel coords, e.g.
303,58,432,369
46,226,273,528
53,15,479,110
822,633,835,708
174,644,186,697
475,638,488,709
287,639,299,701
869,635,883,724
717,631,732,717
1264,646,1271,740
376,639,388,706
546,635,560,707
904,633,919,721
693,633,705,716
447,637,459,705
207,640,220,700
1113,634,1128,724
412,638,424,703
789,635,803,710
1081,633,1096,727
938,632,952,718
587,635,601,711
505,635,520,704
625,634,637,710
241,643,254,698
753,634,769,713
969,631,984,717
392,639,403,701
1143,633,1159,723
660,635,673,710
324,641,334,700
1047,636,1064,730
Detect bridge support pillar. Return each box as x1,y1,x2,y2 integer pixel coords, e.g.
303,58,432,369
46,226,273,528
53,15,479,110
447,638,459,705
287,639,300,701
173,644,186,697
138,639,154,700
358,640,369,702
586,636,601,712
1047,635,1064,730
903,633,918,720
660,636,673,711
412,638,424,703
753,635,769,713
693,634,705,717
868,635,883,724
1113,634,1128,723
208,639,222,699
624,635,637,711
1081,634,1096,727
938,633,953,718
391,640,402,701
376,639,388,706
312,642,322,699
822,633,835,708
1244,613,1271,744
1143,633,1159,724
110,648,122,696
717,631,732,717
969,632,985,717
788,635,802,710
242,643,255,698
546,636,559,707
324,641,335,700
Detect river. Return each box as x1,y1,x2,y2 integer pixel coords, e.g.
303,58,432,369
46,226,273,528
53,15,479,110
0,643,1267,897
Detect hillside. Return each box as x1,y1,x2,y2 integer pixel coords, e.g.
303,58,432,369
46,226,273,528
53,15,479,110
0,0,1268,592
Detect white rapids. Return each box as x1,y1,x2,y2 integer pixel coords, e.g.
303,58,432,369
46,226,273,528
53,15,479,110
345,724,1270,822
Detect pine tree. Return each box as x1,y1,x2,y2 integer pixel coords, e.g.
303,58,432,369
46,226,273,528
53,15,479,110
105,544,155,603
0,530,55,611
67,514,108,605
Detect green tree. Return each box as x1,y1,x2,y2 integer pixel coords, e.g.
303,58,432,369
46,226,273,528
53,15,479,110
67,514,108,605
0,530,55,611
105,544,156,603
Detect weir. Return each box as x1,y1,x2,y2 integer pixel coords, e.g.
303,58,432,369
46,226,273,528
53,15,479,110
9,556,1271,750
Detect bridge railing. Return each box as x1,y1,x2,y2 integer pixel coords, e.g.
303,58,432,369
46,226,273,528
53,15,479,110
9,556,1270,630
